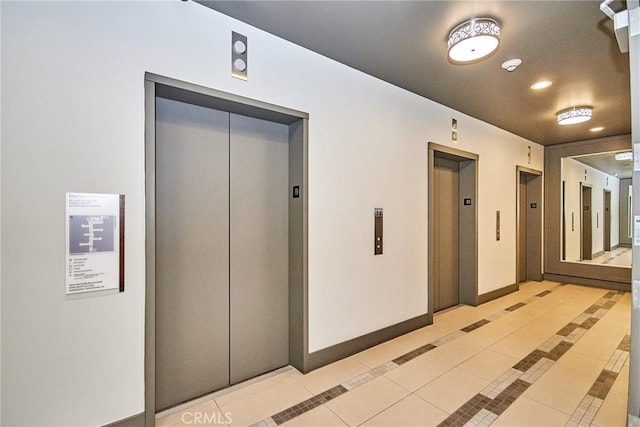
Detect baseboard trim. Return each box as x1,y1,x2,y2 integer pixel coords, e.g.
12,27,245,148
592,250,605,259
477,283,519,305
544,273,631,292
307,312,432,372
611,244,620,251
103,412,145,427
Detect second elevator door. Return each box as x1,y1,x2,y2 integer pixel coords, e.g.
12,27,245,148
433,156,460,311
155,98,289,411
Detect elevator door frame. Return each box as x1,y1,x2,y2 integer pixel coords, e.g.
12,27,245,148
428,142,479,313
144,73,309,423
516,166,543,284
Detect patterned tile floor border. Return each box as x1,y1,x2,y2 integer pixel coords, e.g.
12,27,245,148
600,247,632,265
566,334,631,427
250,283,569,427
437,291,625,427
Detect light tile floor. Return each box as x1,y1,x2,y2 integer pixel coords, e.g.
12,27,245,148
582,246,632,267
157,281,632,427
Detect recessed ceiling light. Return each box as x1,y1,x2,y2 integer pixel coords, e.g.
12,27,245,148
557,107,593,125
447,18,501,63
531,80,552,90
589,126,605,132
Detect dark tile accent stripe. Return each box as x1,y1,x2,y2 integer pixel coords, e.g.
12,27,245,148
248,283,566,427
392,343,436,365
546,341,573,361
461,319,491,333
566,333,631,426
587,370,618,400
580,317,598,330
270,385,347,425
505,302,526,312
438,290,624,427
393,284,561,367
513,349,546,372
584,305,599,314
439,394,492,427
556,322,579,337
485,379,530,415
619,335,631,352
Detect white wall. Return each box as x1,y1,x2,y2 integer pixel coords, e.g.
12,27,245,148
0,1,3,422
1,1,543,424
562,157,620,261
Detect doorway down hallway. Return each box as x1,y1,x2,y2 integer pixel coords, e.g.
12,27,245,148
157,281,631,427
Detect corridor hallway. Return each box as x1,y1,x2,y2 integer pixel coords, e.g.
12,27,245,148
158,281,631,426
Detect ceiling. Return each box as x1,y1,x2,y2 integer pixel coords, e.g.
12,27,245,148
573,151,633,179
196,0,631,146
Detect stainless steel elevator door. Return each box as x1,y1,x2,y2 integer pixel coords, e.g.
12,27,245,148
229,113,289,384
433,156,460,311
604,190,611,251
155,100,290,411
155,97,231,411
582,185,593,260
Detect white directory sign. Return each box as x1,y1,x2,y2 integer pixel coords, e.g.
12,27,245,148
635,215,640,247
65,193,124,294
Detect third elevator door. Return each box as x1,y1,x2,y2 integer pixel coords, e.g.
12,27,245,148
582,185,593,260
517,171,542,283
604,190,611,252
155,98,289,411
433,156,460,311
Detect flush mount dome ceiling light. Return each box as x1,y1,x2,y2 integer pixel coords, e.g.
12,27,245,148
556,107,593,125
448,18,501,63
615,151,633,161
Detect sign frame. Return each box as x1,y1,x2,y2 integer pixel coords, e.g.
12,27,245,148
65,193,125,295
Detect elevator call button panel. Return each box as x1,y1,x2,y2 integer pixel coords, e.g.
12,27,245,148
374,208,383,255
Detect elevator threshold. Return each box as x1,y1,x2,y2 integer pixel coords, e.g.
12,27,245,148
156,365,294,418
435,304,469,315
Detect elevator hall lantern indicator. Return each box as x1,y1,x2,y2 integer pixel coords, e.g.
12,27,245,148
374,208,383,255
